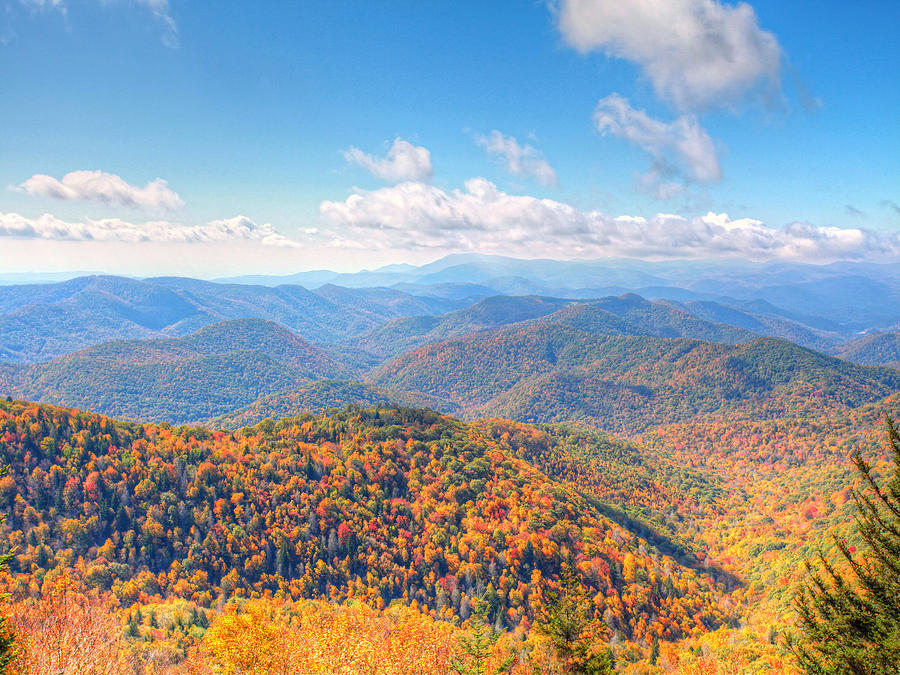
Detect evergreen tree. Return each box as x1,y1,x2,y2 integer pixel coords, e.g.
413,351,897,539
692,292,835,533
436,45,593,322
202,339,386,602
450,599,515,675
535,566,613,675
790,418,900,673
0,465,17,670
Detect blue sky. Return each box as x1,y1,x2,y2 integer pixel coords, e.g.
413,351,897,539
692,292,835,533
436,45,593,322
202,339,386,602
1,0,898,276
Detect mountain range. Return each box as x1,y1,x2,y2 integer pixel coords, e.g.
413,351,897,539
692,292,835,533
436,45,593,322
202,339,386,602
1,254,899,670
2,256,899,429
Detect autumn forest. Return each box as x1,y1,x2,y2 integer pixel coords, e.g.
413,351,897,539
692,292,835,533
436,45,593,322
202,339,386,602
0,262,898,673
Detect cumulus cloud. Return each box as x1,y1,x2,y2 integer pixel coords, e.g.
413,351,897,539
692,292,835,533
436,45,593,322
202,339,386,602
343,138,433,183
593,94,721,198
319,178,900,261
476,130,558,187
0,212,299,247
18,170,185,211
556,0,781,112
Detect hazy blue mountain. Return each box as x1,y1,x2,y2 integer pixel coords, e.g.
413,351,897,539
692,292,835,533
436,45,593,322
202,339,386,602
0,275,470,363
353,295,575,359
211,254,900,332
5,256,900,368
353,292,756,362
389,281,496,300
0,271,105,285
660,299,843,351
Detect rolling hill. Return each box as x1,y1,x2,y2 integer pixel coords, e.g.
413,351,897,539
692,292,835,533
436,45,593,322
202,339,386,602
353,292,757,362
372,325,900,433
833,331,900,369
0,318,347,424
661,299,843,351
352,295,574,359
527,293,757,344
215,254,900,333
206,379,459,429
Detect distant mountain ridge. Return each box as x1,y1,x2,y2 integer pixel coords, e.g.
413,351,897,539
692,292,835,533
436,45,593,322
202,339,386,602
5,255,900,366
0,275,467,363
213,254,900,334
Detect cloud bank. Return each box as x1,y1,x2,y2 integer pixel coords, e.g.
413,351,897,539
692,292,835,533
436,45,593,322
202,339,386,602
343,138,434,183
9,180,895,263
556,0,782,112
593,94,721,199
18,170,185,210
0,212,298,247
320,179,900,261
476,131,557,187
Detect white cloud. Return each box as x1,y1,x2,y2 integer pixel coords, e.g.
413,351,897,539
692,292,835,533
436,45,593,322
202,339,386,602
319,178,900,261
15,0,176,46
556,0,781,111
343,138,434,183
593,94,721,198
18,0,65,11
17,170,185,211
0,212,299,247
476,130,558,187
135,0,177,48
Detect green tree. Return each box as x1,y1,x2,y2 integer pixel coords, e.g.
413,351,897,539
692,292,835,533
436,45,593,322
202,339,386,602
450,599,515,675
790,418,900,673
0,465,17,670
535,566,613,675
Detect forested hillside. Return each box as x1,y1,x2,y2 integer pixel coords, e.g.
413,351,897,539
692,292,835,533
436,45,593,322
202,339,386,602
528,294,756,345
0,399,736,649
353,293,757,362
352,295,574,359
833,331,900,368
0,319,346,423
373,327,900,433
660,300,841,351
207,380,459,429
0,267,898,672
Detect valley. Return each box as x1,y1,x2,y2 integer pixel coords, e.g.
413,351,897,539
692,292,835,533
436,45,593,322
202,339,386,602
1,256,898,671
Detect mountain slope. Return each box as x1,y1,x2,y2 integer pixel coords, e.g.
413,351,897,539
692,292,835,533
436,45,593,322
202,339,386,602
0,276,468,363
372,326,900,433
0,318,346,423
353,295,574,359
533,293,756,344
211,255,900,334
663,299,843,351
833,331,900,369
354,292,756,363
206,379,460,428
0,399,736,644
